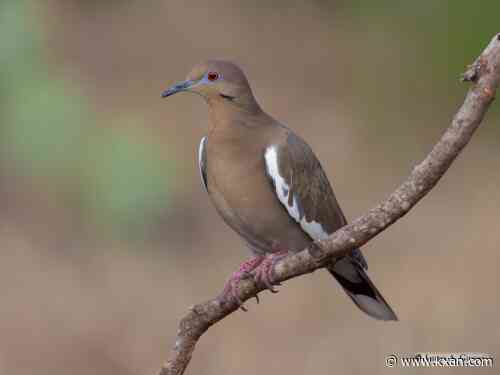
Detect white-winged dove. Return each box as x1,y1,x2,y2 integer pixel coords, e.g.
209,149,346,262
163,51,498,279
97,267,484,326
162,60,397,321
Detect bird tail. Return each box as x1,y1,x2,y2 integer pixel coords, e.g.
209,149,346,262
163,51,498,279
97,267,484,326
327,256,398,321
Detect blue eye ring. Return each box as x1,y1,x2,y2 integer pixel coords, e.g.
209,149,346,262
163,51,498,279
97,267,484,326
207,71,219,81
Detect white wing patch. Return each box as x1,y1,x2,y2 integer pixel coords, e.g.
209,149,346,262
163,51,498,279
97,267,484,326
264,145,330,241
198,136,207,191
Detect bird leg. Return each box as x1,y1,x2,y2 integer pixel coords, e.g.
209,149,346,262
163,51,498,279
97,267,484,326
219,250,290,311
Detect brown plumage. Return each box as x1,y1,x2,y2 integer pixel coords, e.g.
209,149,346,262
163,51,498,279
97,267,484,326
162,60,397,320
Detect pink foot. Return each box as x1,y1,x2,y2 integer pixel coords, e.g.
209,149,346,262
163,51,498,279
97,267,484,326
220,250,289,311
253,250,289,293
220,256,265,311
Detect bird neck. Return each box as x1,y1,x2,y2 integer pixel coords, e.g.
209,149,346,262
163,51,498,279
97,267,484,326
207,97,267,136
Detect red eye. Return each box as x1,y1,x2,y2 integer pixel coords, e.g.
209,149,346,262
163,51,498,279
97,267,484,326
207,71,219,81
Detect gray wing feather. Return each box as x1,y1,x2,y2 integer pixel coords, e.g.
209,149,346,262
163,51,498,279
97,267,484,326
267,132,367,269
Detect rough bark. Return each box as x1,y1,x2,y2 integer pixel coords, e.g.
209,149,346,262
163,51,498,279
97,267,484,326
157,33,500,375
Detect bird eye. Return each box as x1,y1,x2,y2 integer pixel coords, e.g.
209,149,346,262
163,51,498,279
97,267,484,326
207,71,219,81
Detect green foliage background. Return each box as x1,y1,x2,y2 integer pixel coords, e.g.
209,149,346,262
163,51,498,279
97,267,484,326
1,0,173,238
1,0,499,239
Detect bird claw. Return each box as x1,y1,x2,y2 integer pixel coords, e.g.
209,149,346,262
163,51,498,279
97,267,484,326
219,251,289,310
252,250,289,293
220,270,251,310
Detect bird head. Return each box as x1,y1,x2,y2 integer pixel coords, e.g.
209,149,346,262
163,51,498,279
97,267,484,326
161,60,260,111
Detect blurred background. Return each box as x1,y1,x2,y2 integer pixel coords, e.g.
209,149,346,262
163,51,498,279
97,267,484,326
1,1,499,374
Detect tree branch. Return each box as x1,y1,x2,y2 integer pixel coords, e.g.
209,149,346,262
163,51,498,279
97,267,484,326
157,33,500,375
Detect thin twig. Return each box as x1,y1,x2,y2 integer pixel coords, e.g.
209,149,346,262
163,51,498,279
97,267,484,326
157,33,500,375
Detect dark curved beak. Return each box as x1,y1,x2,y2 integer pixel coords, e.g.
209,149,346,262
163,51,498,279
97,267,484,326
161,80,195,98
